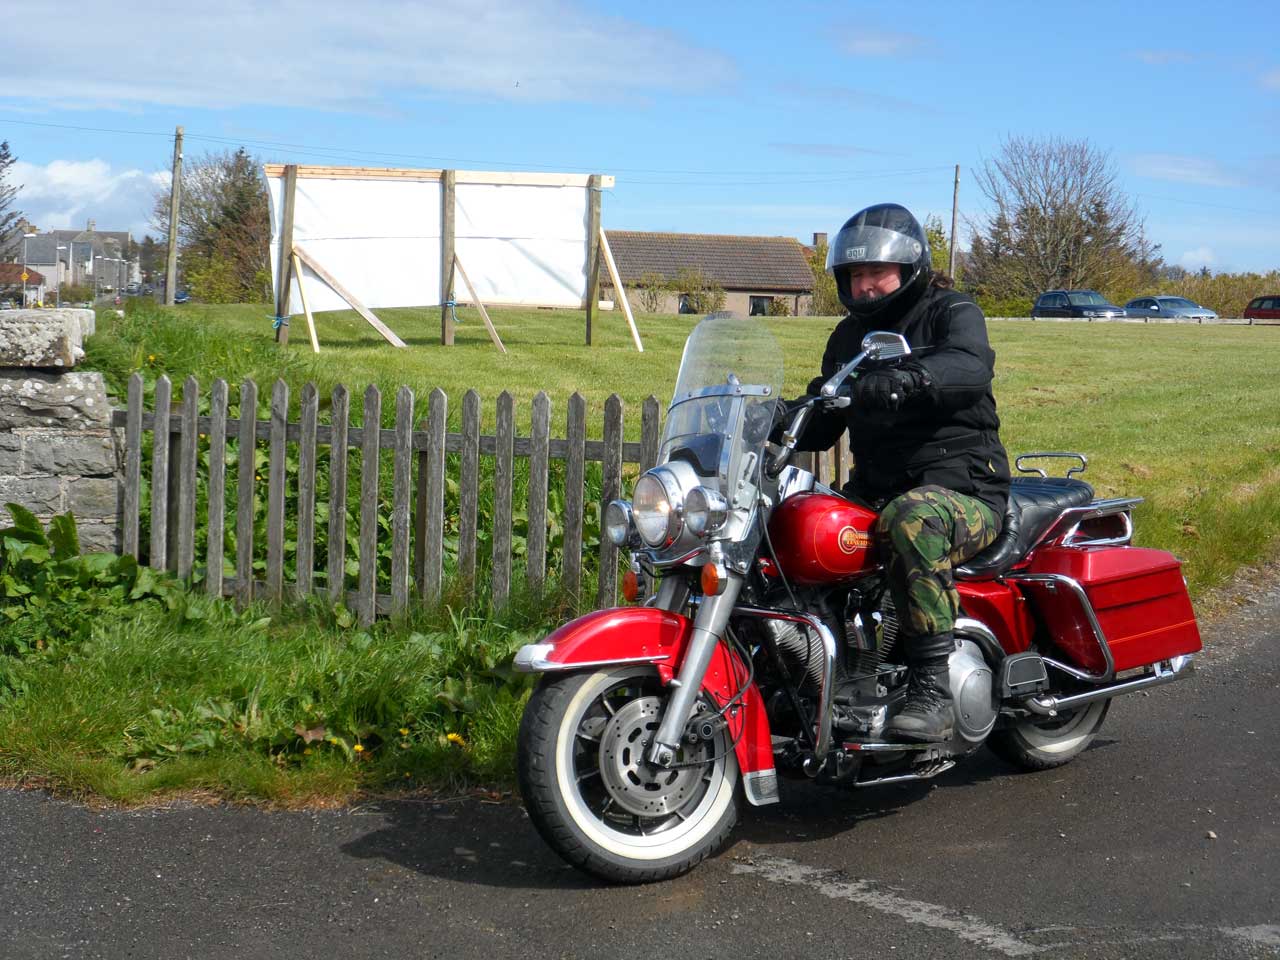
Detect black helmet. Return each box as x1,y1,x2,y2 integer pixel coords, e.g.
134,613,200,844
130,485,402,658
826,203,932,318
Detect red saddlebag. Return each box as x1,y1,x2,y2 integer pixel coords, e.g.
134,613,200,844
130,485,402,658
1026,545,1202,674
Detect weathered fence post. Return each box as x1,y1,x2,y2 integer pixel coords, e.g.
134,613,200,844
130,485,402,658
527,391,551,593
597,393,623,607
149,375,172,572
416,388,447,605
390,386,414,619
492,391,515,608
235,379,258,608
327,385,349,605
206,379,228,596
122,373,143,558
176,375,199,580
457,390,481,597
358,385,381,627
266,380,289,604
295,383,319,596
563,392,587,602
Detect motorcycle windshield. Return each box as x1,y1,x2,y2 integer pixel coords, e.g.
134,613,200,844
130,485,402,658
660,314,783,501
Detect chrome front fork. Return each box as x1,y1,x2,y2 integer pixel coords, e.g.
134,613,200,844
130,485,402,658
646,574,742,766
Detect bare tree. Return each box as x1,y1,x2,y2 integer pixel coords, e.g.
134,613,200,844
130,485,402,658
966,137,1147,299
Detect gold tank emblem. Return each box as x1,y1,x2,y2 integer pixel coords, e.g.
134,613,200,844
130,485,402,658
837,525,869,554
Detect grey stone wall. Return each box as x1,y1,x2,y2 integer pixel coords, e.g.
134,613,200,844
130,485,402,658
0,309,121,552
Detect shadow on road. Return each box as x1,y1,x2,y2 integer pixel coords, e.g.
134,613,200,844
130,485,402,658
338,743,1088,890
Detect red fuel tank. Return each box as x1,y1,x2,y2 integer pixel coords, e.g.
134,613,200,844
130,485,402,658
766,492,879,584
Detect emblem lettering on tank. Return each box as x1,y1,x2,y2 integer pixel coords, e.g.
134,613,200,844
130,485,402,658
838,525,869,554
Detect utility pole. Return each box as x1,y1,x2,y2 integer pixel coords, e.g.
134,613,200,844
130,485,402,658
164,126,183,306
948,164,960,281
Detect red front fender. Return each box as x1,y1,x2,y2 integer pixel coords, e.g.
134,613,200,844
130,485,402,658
516,607,775,781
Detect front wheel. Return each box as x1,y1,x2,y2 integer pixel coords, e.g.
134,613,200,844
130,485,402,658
987,699,1110,771
517,666,740,884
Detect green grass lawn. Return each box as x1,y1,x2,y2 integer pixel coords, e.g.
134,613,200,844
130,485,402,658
87,299,1280,596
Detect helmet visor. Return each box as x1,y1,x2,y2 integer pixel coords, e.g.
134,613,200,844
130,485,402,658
826,225,925,273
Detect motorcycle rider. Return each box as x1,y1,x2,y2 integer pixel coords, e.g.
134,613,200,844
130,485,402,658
791,203,1011,741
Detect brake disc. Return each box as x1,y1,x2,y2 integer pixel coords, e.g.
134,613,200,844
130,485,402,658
597,696,709,818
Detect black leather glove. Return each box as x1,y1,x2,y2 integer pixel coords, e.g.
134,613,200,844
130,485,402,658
853,364,931,412
766,396,813,444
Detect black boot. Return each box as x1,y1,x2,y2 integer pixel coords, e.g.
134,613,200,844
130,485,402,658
887,635,956,743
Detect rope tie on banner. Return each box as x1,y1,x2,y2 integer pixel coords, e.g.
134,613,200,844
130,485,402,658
271,314,290,330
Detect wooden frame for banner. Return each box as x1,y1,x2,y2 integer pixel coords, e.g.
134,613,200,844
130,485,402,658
265,164,619,352
597,227,643,353
291,251,320,353
293,245,407,348
452,254,507,355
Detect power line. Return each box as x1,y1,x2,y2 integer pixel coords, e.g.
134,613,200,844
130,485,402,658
0,115,951,182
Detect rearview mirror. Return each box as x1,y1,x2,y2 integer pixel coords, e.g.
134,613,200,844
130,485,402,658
860,331,911,360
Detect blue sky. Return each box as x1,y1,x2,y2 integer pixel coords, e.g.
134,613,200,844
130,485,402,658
1,0,1276,273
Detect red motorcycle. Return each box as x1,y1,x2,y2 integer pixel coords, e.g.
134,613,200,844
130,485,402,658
515,314,1201,883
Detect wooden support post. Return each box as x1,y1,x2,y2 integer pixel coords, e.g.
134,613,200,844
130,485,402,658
597,226,643,353
275,164,297,344
584,174,602,345
293,244,407,348
453,254,507,354
440,169,456,346
291,251,319,353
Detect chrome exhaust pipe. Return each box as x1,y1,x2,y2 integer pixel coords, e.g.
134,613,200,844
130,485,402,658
1025,655,1194,717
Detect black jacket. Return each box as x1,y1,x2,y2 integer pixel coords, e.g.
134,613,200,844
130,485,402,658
799,285,1010,516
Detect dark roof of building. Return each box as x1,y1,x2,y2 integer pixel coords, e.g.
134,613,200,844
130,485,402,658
605,231,815,292
0,263,46,284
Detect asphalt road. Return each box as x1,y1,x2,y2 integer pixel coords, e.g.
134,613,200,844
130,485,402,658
4,570,1278,960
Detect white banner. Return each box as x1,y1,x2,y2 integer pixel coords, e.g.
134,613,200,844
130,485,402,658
266,168,599,316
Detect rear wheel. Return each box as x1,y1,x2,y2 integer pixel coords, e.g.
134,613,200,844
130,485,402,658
988,700,1110,771
517,666,739,884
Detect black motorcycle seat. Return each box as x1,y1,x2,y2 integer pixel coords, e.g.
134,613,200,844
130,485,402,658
955,476,1095,581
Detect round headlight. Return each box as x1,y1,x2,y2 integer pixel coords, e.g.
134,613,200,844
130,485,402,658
685,486,729,537
633,473,676,547
604,500,633,547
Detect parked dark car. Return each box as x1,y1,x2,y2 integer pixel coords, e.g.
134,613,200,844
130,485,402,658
1243,296,1280,322
1031,290,1127,319
1124,296,1217,320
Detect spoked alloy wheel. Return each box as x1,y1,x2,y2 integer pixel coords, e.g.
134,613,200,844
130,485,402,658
988,699,1110,771
517,666,739,884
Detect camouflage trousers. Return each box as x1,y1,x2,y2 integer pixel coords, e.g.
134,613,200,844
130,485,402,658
874,485,1001,643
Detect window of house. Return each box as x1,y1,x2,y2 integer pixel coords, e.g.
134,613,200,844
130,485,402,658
749,296,771,316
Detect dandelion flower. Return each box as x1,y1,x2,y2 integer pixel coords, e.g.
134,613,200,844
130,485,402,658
353,744,364,753
446,732,465,747
398,728,409,736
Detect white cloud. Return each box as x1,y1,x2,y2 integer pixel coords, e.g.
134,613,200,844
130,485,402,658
838,29,926,58
1178,246,1216,269
1130,153,1246,189
0,0,735,112
1262,68,1280,90
10,159,164,239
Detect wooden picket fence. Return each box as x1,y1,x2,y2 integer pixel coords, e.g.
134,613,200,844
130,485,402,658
112,373,851,625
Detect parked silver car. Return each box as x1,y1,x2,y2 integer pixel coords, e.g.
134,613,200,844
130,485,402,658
1124,296,1218,320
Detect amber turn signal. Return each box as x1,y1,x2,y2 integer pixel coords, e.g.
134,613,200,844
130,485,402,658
622,570,640,603
700,562,725,596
